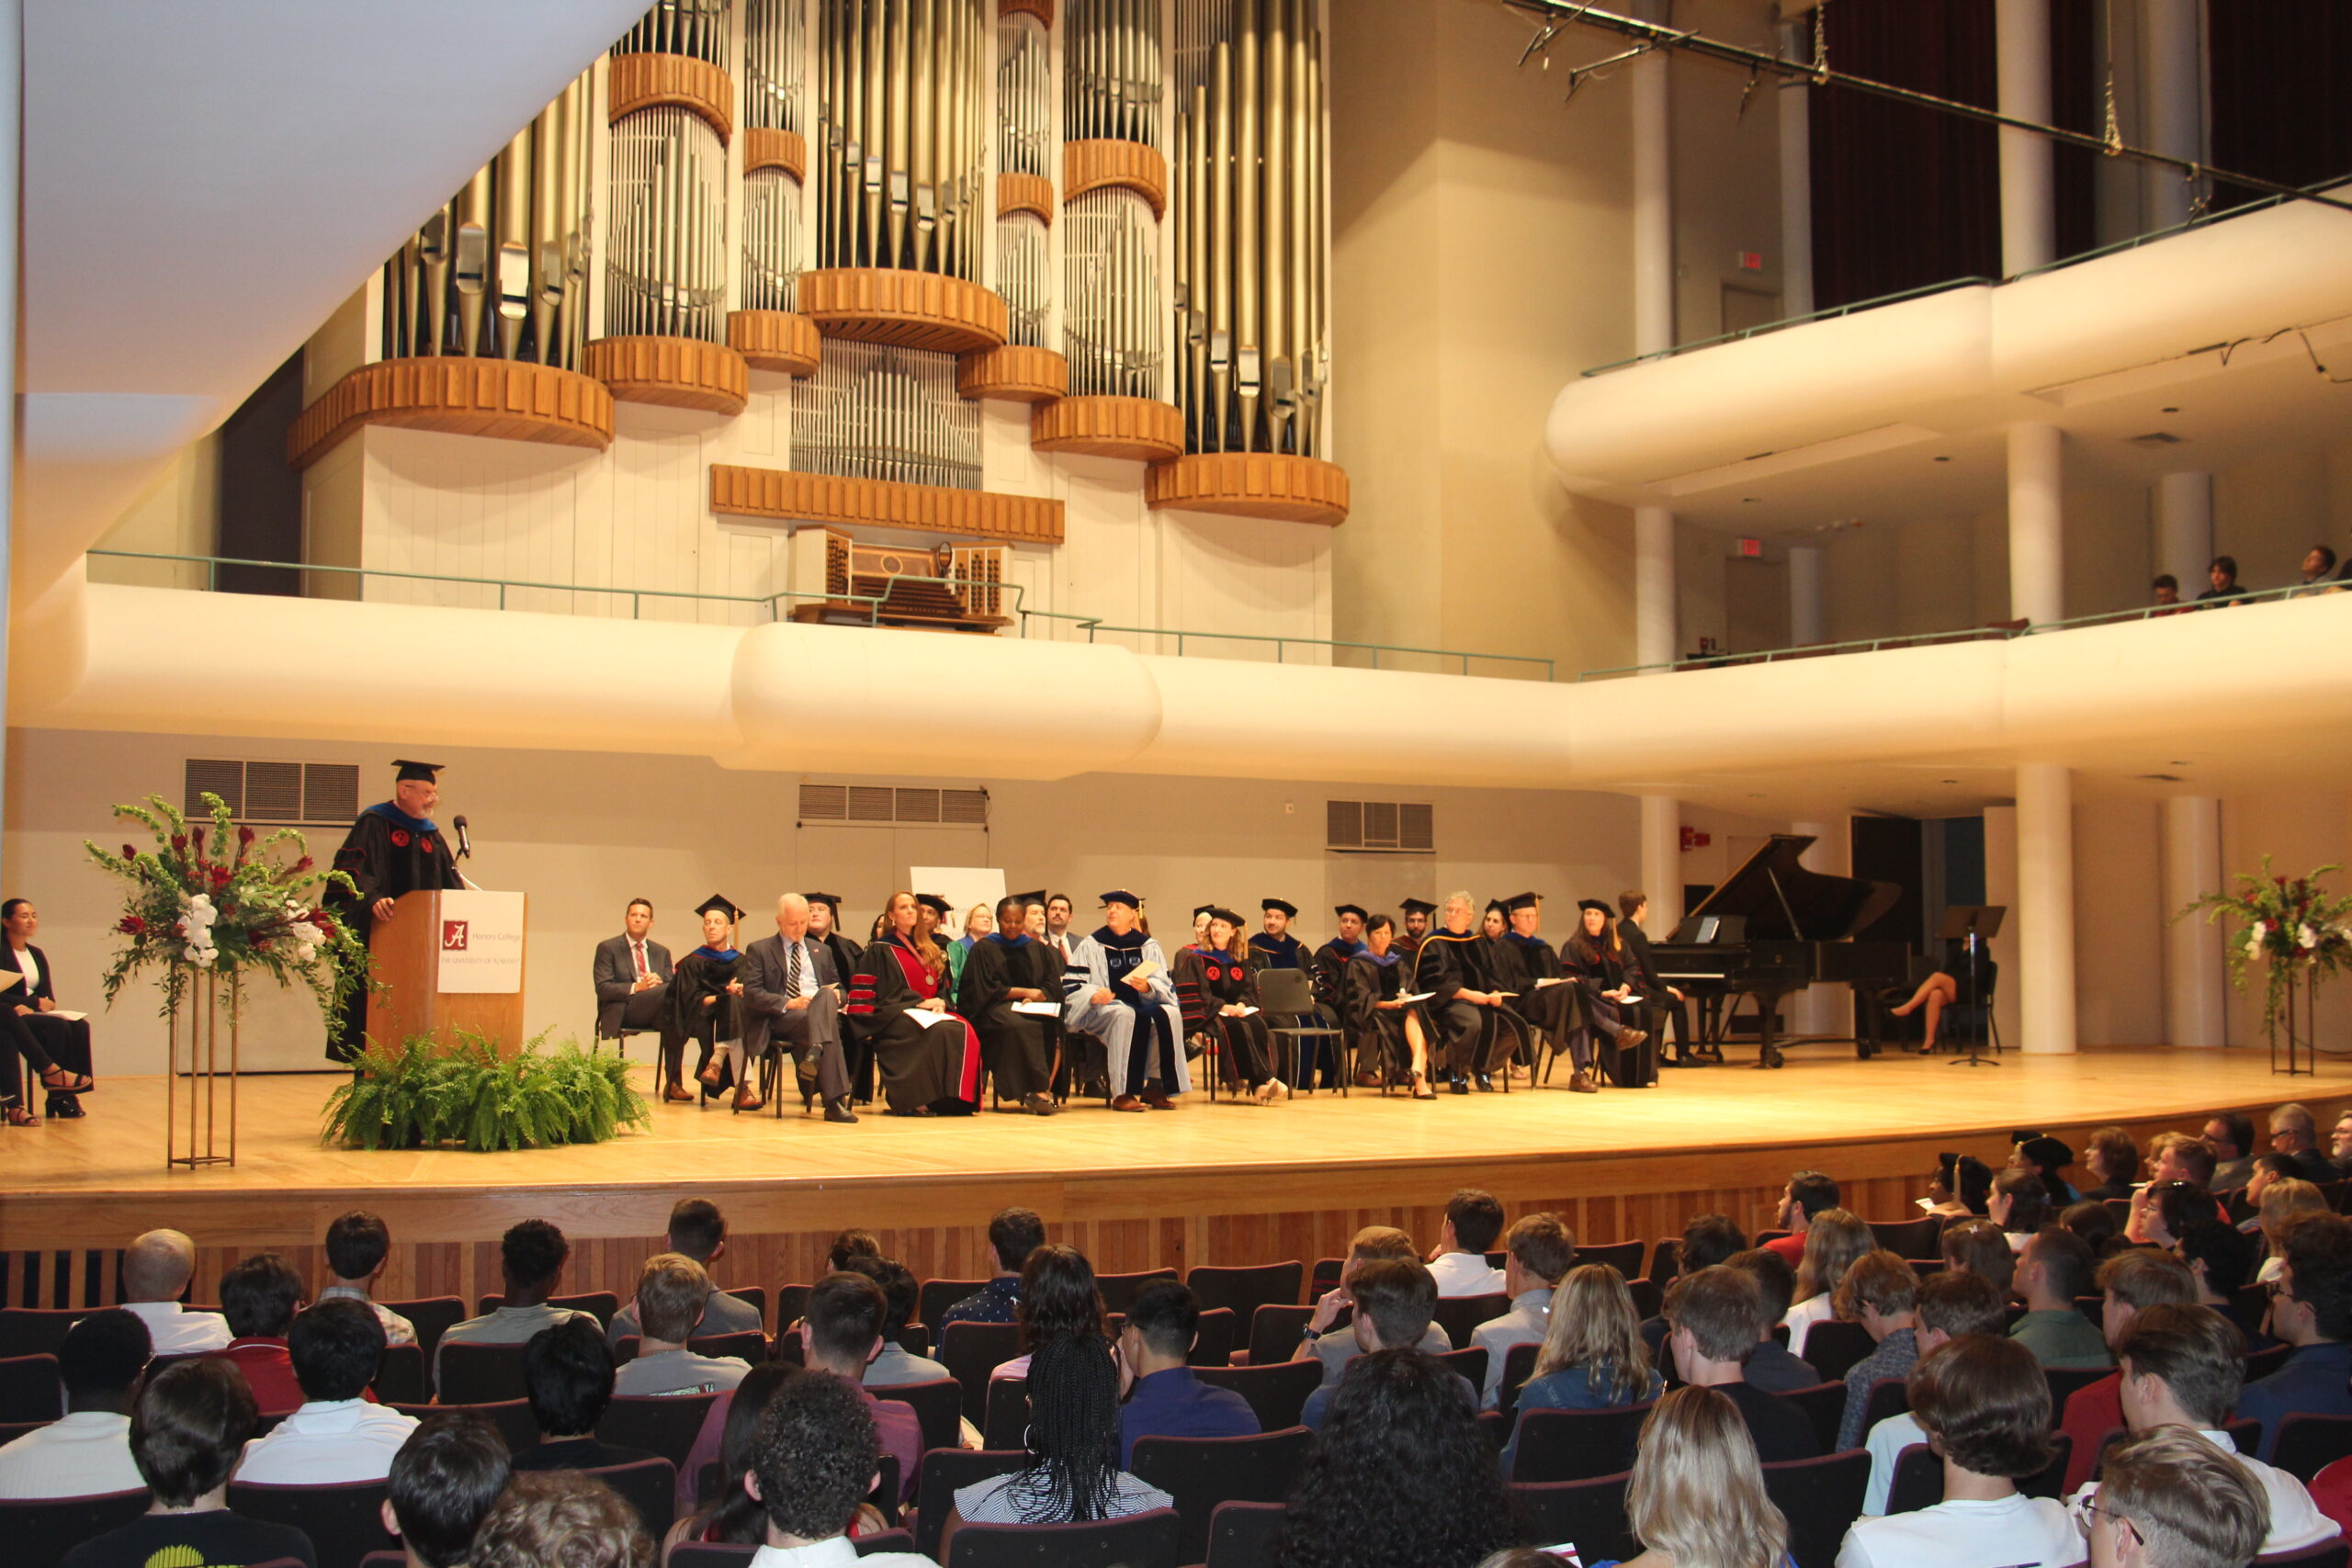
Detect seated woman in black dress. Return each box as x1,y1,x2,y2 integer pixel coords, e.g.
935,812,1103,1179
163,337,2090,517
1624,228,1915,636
0,898,96,1122
1173,908,1284,1104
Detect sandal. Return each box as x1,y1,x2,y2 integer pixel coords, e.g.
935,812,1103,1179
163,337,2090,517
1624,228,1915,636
37,1066,92,1094
4,1103,36,1127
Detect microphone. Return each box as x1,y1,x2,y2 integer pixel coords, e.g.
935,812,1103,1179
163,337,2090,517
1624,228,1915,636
452,815,471,860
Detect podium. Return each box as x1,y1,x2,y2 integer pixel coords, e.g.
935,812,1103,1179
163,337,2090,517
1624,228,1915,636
367,888,528,1056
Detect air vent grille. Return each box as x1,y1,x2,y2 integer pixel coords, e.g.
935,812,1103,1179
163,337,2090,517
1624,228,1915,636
1327,798,1435,854
799,781,989,828
184,759,362,827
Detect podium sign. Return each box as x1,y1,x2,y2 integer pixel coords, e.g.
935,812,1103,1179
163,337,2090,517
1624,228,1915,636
368,889,529,1056
436,890,526,994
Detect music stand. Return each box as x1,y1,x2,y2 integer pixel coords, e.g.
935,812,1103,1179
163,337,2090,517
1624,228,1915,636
1937,906,2007,1067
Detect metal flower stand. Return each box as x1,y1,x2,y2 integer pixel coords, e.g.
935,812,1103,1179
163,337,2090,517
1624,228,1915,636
167,968,240,1168
2270,965,2320,1077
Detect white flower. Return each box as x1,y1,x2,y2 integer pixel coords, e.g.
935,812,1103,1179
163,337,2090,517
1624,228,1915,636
191,949,214,968
2298,924,2320,950
2246,931,2267,959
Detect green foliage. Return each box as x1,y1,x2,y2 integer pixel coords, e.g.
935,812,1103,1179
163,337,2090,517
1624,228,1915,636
321,1031,650,1153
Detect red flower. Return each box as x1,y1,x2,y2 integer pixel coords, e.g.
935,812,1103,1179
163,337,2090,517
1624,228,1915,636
210,866,231,889
191,827,205,852
311,913,339,938
294,855,314,874
170,834,187,851
237,825,255,848
118,915,146,935
120,844,136,860
390,829,412,848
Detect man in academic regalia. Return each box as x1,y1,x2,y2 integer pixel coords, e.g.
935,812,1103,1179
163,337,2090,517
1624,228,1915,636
1062,891,1186,1112
1396,897,1437,965
1248,897,1330,1085
323,760,466,1063
804,893,868,1098
1498,892,1591,1089
1313,905,1373,1086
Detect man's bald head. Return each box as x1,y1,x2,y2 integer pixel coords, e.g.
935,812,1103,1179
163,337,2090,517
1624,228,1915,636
775,895,809,942
124,1230,198,1302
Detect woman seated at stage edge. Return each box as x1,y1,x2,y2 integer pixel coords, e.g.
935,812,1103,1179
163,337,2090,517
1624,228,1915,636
1173,908,1286,1105
1344,915,1435,1100
844,890,983,1117
0,898,96,1122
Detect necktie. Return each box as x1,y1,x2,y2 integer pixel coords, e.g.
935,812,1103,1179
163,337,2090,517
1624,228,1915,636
632,942,647,978
786,941,802,999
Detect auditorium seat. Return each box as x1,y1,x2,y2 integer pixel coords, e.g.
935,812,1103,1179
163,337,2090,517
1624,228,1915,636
1193,1359,1320,1433
1884,1433,2073,1515
369,1342,427,1405
0,1353,62,1424
945,1506,1182,1568
1187,1306,1237,1368
598,1393,718,1470
1185,1263,1305,1328
1626,1279,1664,1320
2253,1543,2352,1568
1431,1347,1489,1396
938,1321,1023,1425
0,1308,85,1359
1431,1292,1510,1350
1646,1239,1680,1287
1781,1382,1849,1456
981,1376,1029,1450
1510,1403,1656,1483
1763,1450,1870,1568
611,1330,767,1366
378,1297,466,1360
2044,1364,2110,1427
1798,1321,1876,1383
473,1291,621,1327
0,1485,149,1567
436,1339,534,1404
2274,1415,2352,1483
722,1285,767,1328
229,1476,396,1568
1131,1427,1313,1564
2247,1341,2292,1382
1576,1240,1644,1277
1092,1269,1178,1314
1857,1375,1909,1435
881,1377,963,1458
1308,1258,1343,1298
1203,1500,1285,1568
1866,1217,1941,1259
918,1279,987,1330
1243,1304,1320,1369
912,1449,1025,1561
582,1457,677,1540
391,1399,537,1456
1512,1472,1634,1562
1496,1341,1541,1415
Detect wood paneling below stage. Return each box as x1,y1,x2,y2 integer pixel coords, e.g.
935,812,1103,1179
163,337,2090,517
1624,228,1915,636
2,1049,2341,1319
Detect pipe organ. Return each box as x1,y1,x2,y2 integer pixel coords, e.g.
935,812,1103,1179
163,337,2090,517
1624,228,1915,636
318,0,1346,550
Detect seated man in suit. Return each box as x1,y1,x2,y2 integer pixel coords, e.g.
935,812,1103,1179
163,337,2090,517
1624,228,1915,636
592,898,671,1043
741,894,856,1124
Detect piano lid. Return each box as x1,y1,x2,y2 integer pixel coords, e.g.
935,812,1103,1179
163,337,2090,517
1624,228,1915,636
1686,833,1903,943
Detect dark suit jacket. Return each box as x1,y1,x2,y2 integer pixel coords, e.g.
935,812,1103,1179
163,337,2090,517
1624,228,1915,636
1617,919,1668,996
739,933,840,1057
0,943,58,1007
593,934,673,1035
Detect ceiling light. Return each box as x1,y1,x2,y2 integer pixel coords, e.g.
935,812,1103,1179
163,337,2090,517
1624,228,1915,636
1933,456,1951,463
2161,406,2179,414
2132,431,2185,446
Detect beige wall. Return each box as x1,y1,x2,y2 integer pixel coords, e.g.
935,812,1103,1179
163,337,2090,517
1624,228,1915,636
1669,0,1787,345
85,434,220,592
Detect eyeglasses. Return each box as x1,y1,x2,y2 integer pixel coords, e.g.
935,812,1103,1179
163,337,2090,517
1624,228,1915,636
2069,1492,2140,1543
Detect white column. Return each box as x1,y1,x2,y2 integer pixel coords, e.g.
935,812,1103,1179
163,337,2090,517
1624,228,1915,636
2154,470,2213,589
2140,0,2204,231
2008,423,2064,625
1635,508,1678,668
0,0,18,882
1631,11,1677,673
1639,796,1682,935
1788,546,1824,645
2015,762,2078,1055
1777,19,1815,319
1996,0,2054,273
1984,806,2024,1054
2162,796,2228,1046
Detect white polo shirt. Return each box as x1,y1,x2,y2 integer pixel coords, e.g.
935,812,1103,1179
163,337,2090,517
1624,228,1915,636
233,1399,421,1485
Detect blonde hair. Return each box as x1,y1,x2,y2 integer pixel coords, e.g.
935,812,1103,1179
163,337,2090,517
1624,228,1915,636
1531,1264,1653,1404
634,1252,710,1343
2260,1179,2329,1257
1793,1208,1875,1303
965,903,993,934
1625,1385,1791,1568
885,891,943,970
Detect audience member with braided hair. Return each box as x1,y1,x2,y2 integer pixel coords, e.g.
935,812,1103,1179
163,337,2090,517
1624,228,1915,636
1587,1383,1792,1568
945,1335,1170,1535
990,1241,1107,1383
1276,1348,1511,1568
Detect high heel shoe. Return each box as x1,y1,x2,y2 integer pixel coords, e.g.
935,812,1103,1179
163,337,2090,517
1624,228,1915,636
45,1094,84,1119
1410,1073,1436,1100
37,1066,92,1094
4,1100,35,1126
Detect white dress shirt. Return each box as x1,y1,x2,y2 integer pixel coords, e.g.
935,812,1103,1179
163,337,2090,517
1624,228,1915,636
13,946,39,991
1471,1289,1553,1407
120,1299,232,1354
1427,1251,1507,1299
751,1536,936,1568
1835,1493,2084,1568
2068,1427,2340,1555
234,1398,420,1484
0,1411,142,1499
1781,1293,1836,1359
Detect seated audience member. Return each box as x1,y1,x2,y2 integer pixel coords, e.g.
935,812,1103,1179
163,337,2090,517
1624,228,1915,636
1609,1384,1793,1568
1640,1213,1749,1359
847,1257,950,1386
1783,1208,1874,1359
119,1227,232,1353
996,1243,1106,1382
939,1206,1045,1325
2090,1427,2271,1568
381,1413,511,1568
210,1252,309,1416
1302,1258,1449,1430
1991,1169,2052,1251
2272,1102,2342,1184
1275,1348,1511,1568
1836,1251,1922,1451
668,1364,796,1552
2256,1179,2329,1283
2202,1113,2257,1192
828,1228,883,1272
2150,572,2181,607
318,1210,417,1347
2332,1109,2352,1179
436,1218,592,1393
2077,1303,2340,1554
1503,1263,1662,1476
2235,1154,2299,1222
235,1299,417,1483
2060,1250,2200,1493
2196,555,2246,605
1861,1270,2009,1514
1838,1335,2074,1568
2176,1219,2271,1349
1941,1217,2019,1296
512,1317,657,1472
1768,1171,1839,1266
741,1370,933,1567
801,1271,921,1503
470,1470,653,1568
2127,1179,2221,1249
0,1307,150,1498
1473,1213,1577,1407
2235,1211,2352,1460
1666,1266,1820,1463
607,1198,763,1347
2147,1132,2217,1190
2079,1125,2142,1203
1725,1248,1820,1393
1116,1280,1259,1461
2010,1227,2111,1370
947,1336,1173,1532
1924,1152,1996,1220
1426,1189,1509,1297
2014,1135,2083,1206
59,1359,316,1568
613,1254,752,1398
2297,545,2341,595
2063,1200,2125,1259
1296,1226,1450,1383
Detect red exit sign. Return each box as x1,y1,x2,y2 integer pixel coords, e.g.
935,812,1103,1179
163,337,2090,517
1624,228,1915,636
1736,249,1765,272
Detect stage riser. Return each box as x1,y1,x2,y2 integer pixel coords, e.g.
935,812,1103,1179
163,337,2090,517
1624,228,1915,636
0,1105,2243,1315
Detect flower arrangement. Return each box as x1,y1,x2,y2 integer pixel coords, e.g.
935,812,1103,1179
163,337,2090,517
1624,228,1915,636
2179,857,2352,1043
322,1032,649,1152
84,792,370,1020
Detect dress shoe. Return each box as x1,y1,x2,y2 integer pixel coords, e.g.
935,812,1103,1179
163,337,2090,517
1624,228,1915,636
46,1094,85,1119
1112,1094,1148,1112
697,1065,724,1089
1474,1072,1495,1092
1450,1075,1470,1096
732,1087,763,1113
1615,1027,1649,1050
1142,1088,1177,1111
824,1097,858,1124
1568,1071,1598,1094
1354,1068,1384,1089
1024,1093,1058,1117
662,1083,695,1103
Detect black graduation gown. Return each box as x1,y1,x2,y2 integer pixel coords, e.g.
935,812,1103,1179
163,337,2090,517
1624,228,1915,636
957,934,1054,1100
845,936,983,1114
1174,945,1277,1089
815,931,872,1097
1476,936,1536,1066
1500,931,1581,1040
1310,939,1364,1014
1342,950,1416,1080
662,947,745,1087
1562,937,1657,1086
324,805,464,1062
1412,931,1513,1076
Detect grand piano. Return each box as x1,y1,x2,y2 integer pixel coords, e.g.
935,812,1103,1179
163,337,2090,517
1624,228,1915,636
1645,833,1916,1068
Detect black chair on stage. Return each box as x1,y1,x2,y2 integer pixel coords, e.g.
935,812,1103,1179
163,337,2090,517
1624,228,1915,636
1130,1427,1314,1565
1193,1359,1321,1432
229,1477,395,1568
1431,1293,1510,1350
939,1322,1024,1426
946,1508,1183,1568
1510,1403,1656,1483
1512,1472,1634,1562
0,1486,150,1568
0,1354,62,1425
598,1393,718,1470
1186,1263,1305,1329
881,1377,963,1459
1759,1450,1869,1568
911,1450,1026,1562
1203,1501,1286,1568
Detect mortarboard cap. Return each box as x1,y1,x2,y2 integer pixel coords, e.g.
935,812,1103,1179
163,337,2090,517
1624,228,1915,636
802,892,842,912
1333,903,1369,921
392,759,443,783
1193,904,1217,919
1506,892,1541,912
2018,1134,2075,1170
1099,890,1141,908
1208,907,1246,927
695,894,745,922
1484,898,1510,917
1576,898,1613,916
914,894,951,919
1399,897,1438,915
1011,890,1047,907
1261,897,1298,919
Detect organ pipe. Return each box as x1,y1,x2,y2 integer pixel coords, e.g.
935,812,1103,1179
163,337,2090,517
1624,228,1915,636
744,0,804,131
1066,187,1159,400
997,12,1050,179
1067,0,1163,146
997,213,1051,347
816,0,985,278
793,340,982,489
606,105,728,342
612,0,729,67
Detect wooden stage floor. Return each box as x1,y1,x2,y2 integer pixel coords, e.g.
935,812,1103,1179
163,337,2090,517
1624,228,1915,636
2,1043,2344,1314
